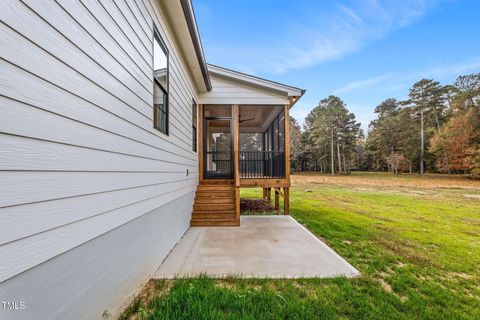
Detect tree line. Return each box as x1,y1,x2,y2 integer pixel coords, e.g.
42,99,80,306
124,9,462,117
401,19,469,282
290,73,480,177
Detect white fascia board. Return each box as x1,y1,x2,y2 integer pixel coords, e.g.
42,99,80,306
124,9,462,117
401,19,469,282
207,64,305,97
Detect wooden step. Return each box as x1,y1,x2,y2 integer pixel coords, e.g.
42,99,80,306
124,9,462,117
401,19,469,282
191,181,238,227
193,203,235,211
191,218,239,227
200,180,234,185
197,184,234,190
194,197,235,204
192,211,236,219
195,191,235,198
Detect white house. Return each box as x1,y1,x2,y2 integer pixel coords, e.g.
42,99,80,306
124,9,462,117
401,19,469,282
0,1,303,319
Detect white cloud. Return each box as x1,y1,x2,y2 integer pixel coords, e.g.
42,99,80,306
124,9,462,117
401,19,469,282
204,0,445,75
334,73,395,94
332,57,480,94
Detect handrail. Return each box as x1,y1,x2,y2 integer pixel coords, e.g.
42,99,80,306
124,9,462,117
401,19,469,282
239,151,285,179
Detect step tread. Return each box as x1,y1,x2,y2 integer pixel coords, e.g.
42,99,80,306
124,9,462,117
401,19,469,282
191,219,240,227
192,209,235,213
191,218,238,222
195,197,235,204
193,205,236,211
197,185,235,189
196,190,235,194
192,212,236,218
192,211,235,217
190,183,239,227
196,190,234,194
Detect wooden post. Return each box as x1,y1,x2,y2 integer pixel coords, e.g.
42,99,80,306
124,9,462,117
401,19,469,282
274,189,279,211
284,104,291,182
267,187,271,203
284,104,291,215
198,104,203,182
233,104,240,186
283,187,289,215
233,104,240,221
262,188,267,199
235,186,240,221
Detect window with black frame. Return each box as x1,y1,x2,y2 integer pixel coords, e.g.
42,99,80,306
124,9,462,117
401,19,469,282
153,29,169,134
192,99,197,152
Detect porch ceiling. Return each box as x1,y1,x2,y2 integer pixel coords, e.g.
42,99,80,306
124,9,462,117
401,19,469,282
239,105,281,130
203,105,282,132
154,216,359,279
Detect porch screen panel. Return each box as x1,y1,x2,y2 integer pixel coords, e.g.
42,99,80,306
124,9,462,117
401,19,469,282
278,110,285,152
273,117,279,151
239,105,285,179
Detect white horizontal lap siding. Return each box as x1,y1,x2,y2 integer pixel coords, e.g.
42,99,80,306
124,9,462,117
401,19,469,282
0,62,195,160
0,184,196,283
0,0,198,282
0,178,196,246
0,171,195,208
19,0,152,94
200,77,289,105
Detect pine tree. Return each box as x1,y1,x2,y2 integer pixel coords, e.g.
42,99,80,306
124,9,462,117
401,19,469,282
304,96,361,175
404,79,445,174
289,117,303,172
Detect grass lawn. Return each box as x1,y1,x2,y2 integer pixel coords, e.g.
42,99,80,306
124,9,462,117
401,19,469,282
121,172,480,320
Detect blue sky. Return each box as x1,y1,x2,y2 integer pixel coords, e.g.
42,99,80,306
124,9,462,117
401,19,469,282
193,0,480,131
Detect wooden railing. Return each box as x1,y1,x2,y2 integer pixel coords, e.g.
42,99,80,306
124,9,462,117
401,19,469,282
239,151,285,179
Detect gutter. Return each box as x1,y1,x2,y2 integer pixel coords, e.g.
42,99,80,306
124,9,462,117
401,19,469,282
180,0,212,91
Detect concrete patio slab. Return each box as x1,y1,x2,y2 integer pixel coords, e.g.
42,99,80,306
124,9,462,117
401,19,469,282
154,216,360,279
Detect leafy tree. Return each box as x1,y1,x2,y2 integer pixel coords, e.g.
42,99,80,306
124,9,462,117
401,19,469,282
289,116,303,171
453,73,480,109
430,109,476,173
366,99,402,170
430,73,480,177
396,108,421,173
304,96,361,175
386,153,407,174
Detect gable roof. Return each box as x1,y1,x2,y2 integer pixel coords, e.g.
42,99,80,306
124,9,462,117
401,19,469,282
208,64,305,98
163,0,305,104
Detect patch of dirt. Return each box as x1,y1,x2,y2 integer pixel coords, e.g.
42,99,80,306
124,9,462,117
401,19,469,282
378,273,409,302
415,274,432,281
464,194,480,200
379,278,393,293
448,272,472,280
214,280,238,290
374,236,433,266
134,279,174,312
240,198,275,213
291,173,480,190
121,279,172,320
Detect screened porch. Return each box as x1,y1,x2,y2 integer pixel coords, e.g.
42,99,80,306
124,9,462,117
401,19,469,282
200,104,287,181
238,105,286,179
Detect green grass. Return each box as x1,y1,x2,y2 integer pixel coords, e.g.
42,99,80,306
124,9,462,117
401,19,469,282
121,173,480,320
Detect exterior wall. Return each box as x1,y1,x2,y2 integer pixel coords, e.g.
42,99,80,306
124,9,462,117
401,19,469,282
0,0,198,318
0,193,193,320
199,77,289,105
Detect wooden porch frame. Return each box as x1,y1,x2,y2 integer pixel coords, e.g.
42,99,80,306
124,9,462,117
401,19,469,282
197,103,291,221
233,104,240,220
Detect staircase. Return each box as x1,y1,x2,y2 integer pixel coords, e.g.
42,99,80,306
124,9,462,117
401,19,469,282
191,180,239,227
